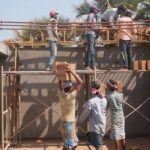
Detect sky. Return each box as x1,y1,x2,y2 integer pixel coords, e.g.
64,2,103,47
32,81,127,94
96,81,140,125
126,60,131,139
0,0,91,41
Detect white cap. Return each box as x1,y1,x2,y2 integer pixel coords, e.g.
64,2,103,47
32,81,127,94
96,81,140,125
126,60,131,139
63,81,73,89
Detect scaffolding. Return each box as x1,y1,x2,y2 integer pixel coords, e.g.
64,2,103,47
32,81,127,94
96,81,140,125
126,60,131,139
0,20,150,150
1,20,150,48
1,66,150,150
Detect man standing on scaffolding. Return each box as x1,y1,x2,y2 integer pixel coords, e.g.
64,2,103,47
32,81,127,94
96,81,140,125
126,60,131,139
85,5,100,70
117,10,137,70
46,10,59,71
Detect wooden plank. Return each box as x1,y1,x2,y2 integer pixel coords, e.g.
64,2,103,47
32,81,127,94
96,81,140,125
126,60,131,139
3,70,149,75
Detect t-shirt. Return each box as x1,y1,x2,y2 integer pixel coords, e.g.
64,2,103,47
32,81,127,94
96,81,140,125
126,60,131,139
58,90,77,122
47,18,58,41
107,91,125,127
117,16,136,40
101,8,118,23
78,96,107,135
85,13,96,37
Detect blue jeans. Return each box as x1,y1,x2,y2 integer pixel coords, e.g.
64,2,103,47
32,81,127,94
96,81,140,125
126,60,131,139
47,41,57,67
85,34,96,68
60,121,78,150
119,40,133,69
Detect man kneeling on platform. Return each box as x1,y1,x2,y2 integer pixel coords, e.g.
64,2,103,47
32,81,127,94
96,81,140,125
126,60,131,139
58,65,83,150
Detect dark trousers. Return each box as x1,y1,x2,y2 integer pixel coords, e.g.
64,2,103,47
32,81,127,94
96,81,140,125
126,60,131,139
85,34,96,68
119,39,133,70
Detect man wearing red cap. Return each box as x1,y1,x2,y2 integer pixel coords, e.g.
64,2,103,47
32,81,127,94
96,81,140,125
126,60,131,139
46,10,59,71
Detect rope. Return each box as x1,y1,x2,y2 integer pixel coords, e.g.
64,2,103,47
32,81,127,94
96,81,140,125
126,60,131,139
10,103,57,138
10,80,60,116
125,97,150,123
8,80,61,138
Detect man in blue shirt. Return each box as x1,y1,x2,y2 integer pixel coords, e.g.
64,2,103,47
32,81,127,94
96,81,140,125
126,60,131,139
77,81,107,150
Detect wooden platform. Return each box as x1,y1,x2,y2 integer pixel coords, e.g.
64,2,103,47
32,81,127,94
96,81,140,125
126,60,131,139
5,136,150,150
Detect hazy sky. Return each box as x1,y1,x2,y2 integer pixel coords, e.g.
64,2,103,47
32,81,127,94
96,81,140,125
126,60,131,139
0,0,89,41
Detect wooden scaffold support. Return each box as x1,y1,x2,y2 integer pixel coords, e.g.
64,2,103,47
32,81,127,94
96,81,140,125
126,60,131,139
1,66,11,150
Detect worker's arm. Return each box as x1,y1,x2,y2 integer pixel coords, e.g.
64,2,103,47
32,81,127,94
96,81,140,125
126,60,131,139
132,21,137,34
77,101,91,124
66,65,83,93
51,20,59,40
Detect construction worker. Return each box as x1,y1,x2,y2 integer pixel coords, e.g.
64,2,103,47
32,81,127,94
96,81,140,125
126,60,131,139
46,10,59,71
100,5,126,43
117,10,137,70
85,5,100,70
101,5,126,27
77,80,107,150
106,79,126,150
58,65,83,150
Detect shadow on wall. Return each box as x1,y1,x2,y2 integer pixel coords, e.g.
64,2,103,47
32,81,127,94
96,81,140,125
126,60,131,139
3,46,150,71
1,46,150,138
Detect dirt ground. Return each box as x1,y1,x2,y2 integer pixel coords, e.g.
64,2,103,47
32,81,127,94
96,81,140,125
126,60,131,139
3,135,150,150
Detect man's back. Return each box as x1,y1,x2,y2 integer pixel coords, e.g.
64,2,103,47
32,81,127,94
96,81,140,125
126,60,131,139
88,96,107,135
101,8,117,22
58,90,77,122
107,91,124,124
117,16,136,40
78,95,107,135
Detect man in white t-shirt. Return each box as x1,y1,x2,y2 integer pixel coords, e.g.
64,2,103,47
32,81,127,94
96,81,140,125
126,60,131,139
46,10,59,71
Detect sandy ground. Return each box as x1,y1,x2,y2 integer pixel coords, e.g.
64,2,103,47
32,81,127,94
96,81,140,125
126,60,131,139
2,135,150,150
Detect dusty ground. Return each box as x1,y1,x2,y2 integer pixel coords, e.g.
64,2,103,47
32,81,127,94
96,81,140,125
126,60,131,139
3,135,150,150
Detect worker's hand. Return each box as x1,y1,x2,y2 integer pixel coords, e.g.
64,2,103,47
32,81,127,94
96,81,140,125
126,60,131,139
65,63,71,72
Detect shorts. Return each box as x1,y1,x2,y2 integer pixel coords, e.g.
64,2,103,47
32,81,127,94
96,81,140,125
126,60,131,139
87,132,103,149
60,121,78,150
109,125,125,140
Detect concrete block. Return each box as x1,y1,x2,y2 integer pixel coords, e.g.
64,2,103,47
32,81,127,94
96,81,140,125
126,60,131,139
146,60,150,70
133,61,139,70
139,60,146,70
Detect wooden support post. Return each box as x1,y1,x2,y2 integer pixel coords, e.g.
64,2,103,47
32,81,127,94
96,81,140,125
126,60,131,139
0,66,4,150
11,45,20,144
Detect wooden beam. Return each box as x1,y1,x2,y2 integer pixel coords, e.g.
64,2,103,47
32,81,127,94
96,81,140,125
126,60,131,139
3,70,149,75
0,66,4,150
